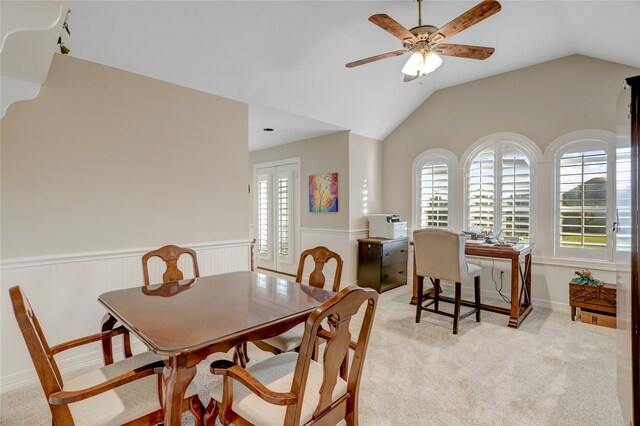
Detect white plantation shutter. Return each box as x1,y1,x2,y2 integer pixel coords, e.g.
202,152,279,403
257,174,271,256
467,142,532,240
616,147,632,251
468,147,496,231
277,177,289,256
276,168,293,263
419,161,449,228
501,146,531,242
558,149,608,251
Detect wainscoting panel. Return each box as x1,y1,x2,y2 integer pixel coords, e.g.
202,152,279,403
348,230,369,286
0,240,251,392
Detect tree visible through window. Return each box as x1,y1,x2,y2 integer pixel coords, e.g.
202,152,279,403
558,149,608,250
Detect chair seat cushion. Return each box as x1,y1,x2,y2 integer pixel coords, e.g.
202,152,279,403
66,351,197,425
467,263,482,278
259,323,305,353
210,352,347,426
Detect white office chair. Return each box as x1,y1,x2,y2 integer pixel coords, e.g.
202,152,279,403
413,228,481,334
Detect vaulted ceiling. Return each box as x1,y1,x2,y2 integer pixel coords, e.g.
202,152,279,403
68,1,640,151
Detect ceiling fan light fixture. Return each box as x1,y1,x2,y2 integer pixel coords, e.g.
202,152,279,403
401,50,442,77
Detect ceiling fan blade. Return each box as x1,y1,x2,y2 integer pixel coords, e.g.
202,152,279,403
428,0,502,44
403,73,420,83
436,44,495,60
369,14,418,44
346,50,408,68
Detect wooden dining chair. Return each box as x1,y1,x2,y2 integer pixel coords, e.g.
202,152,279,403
251,246,343,359
101,244,201,365
203,286,378,426
413,228,482,334
9,285,204,425
141,244,200,285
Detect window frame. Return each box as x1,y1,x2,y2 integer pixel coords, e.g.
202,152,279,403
551,134,615,261
462,134,540,243
412,149,457,230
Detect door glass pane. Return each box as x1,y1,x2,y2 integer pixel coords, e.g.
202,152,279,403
277,177,289,256
257,177,269,255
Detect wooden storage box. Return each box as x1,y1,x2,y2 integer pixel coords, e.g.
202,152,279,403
569,283,616,321
581,310,616,328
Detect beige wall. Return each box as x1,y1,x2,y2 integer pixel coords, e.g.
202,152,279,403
382,55,640,227
348,133,382,230
1,54,249,259
250,131,350,230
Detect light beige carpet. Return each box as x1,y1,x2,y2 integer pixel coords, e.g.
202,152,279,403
1,285,623,425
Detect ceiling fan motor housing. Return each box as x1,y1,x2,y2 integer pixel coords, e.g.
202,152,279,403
403,25,438,49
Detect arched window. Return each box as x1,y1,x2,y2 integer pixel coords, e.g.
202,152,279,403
550,131,615,260
463,135,539,242
412,149,456,229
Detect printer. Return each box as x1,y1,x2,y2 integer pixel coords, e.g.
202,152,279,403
368,214,407,240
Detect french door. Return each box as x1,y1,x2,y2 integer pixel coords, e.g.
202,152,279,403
255,160,299,275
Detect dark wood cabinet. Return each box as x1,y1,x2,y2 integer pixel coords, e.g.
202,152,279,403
357,238,408,293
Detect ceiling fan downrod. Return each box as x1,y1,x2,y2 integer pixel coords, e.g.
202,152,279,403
417,0,423,27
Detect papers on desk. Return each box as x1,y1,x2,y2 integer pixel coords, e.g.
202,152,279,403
466,240,525,249
466,239,487,244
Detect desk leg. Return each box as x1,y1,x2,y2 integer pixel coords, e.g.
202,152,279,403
508,253,533,328
163,355,197,426
525,253,532,307
509,257,520,327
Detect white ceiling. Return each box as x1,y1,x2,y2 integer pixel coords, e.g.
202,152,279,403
68,1,640,151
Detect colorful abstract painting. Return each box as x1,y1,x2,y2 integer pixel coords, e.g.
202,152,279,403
309,173,338,212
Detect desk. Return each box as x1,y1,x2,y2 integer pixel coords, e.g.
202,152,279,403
99,271,335,426
411,242,533,328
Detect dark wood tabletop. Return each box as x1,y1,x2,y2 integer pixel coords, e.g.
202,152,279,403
100,271,337,425
99,271,335,354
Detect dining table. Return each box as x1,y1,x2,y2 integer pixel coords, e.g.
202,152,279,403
98,270,336,426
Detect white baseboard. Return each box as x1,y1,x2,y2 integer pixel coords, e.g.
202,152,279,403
423,280,571,313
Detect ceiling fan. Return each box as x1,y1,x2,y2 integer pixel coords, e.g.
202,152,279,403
346,0,502,82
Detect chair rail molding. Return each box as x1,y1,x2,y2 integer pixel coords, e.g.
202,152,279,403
0,240,251,393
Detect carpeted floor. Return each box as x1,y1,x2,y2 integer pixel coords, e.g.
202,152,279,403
1,285,624,425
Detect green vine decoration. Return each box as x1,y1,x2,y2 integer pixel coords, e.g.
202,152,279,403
58,8,71,54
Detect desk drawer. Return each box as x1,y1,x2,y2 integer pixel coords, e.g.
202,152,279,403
381,240,408,266
381,262,407,286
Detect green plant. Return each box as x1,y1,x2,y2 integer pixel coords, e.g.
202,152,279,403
572,269,601,286
58,8,71,54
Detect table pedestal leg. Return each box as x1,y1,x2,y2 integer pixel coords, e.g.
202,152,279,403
163,356,197,425
100,313,117,365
